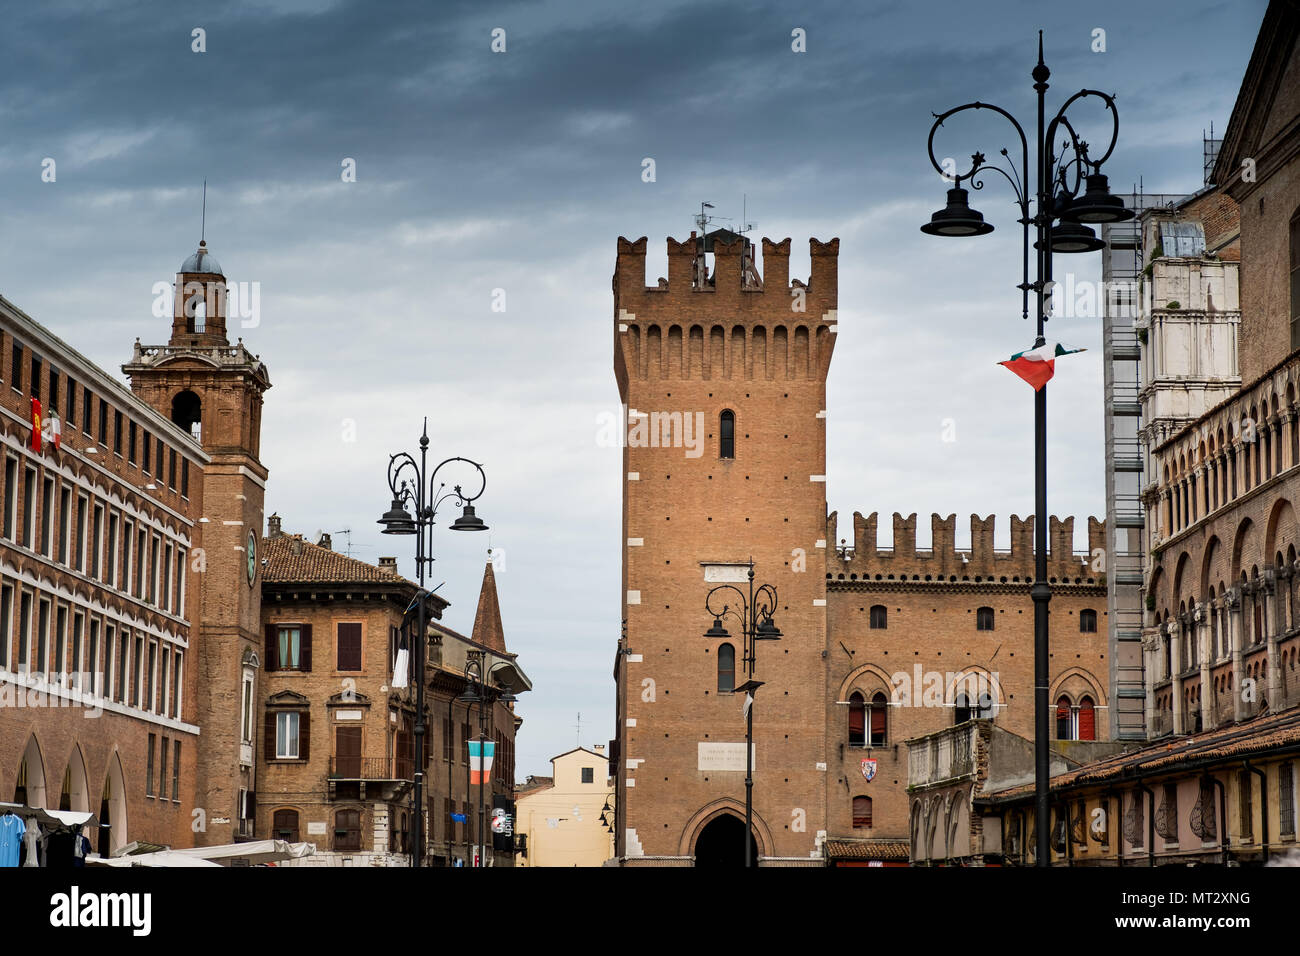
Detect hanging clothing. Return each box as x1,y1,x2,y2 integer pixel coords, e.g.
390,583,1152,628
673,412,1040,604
0,815,24,868
21,819,41,867
73,832,90,867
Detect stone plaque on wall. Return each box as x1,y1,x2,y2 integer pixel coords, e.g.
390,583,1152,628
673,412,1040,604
697,742,755,771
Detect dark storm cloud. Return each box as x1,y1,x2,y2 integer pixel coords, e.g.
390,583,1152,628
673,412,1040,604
0,0,1268,776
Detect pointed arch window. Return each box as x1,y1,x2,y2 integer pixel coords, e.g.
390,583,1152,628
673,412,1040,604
1056,695,1074,739
869,691,888,745
719,410,735,459
717,642,735,694
848,691,865,746
1078,696,1096,741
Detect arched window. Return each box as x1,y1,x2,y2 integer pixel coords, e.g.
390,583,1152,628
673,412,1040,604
852,795,873,829
1080,609,1097,633
1056,695,1074,740
848,691,865,746
334,808,362,851
869,691,888,745
976,607,995,631
1078,697,1096,741
869,605,887,629
719,410,735,459
717,643,735,694
171,390,202,443
273,808,300,843
954,692,972,724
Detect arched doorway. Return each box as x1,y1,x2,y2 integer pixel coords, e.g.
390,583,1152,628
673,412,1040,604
98,754,127,857
13,736,47,808
693,813,756,867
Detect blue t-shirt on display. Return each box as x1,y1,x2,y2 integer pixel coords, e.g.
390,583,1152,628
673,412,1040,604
0,816,25,867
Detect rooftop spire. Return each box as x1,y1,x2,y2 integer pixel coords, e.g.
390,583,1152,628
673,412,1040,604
470,556,507,655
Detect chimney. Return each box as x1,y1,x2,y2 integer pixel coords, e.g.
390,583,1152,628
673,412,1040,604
267,514,282,539
378,556,398,575
593,743,605,752
289,535,304,556
317,532,332,551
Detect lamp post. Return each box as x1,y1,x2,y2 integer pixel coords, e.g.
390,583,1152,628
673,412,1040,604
379,418,488,868
703,559,782,867
920,32,1133,867
458,652,514,867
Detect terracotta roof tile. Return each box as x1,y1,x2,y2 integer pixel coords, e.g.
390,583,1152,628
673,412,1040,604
262,534,414,587
824,839,910,861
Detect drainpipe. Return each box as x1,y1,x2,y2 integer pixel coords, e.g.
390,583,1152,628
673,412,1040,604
1206,774,1228,866
1137,782,1156,867
1244,760,1268,865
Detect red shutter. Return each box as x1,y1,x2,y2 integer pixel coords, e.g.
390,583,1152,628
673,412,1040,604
264,624,277,672
264,712,277,763
848,694,865,744
299,711,310,762
1079,700,1096,741
301,624,312,672
870,703,886,742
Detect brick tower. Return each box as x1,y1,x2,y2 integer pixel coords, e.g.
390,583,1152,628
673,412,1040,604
612,233,837,864
124,240,272,845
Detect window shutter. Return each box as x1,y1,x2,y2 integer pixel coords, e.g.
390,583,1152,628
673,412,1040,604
1079,700,1096,741
264,624,278,672
870,700,886,742
301,623,313,672
264,711,276,763
300,710,310,762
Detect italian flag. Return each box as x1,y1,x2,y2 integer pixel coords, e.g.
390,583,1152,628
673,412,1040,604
469,740,495,785
999,341,1085,391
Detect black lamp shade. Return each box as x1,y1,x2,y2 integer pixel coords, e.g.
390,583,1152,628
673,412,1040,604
920,187,995,237
378,496,417,535
1045,219,1106,254
756,616,783,640
1058,173,1135,224
457,685,480,704
704,617,730,639
449,503,488,532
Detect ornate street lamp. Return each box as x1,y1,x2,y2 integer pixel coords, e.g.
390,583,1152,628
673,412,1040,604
920,32,1132,868
703,559,781,868
379,418,488,867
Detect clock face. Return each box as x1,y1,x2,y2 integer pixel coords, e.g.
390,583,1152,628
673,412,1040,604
247,529,257,586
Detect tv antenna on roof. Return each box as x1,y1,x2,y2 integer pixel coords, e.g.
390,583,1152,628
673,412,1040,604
694,201,718,235
740,193,756,236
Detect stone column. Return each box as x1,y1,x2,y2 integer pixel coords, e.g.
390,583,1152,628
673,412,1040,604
1228,587,1245,722
1196,602,1212,732
1169,618,1184,736
1266,567,1283,711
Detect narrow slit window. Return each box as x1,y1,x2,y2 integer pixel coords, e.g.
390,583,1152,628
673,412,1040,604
720,410,735,459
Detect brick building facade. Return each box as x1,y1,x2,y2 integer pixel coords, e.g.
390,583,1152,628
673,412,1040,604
610,234,1108,865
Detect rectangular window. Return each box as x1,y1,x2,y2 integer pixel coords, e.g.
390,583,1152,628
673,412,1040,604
146,640,157,711
181,460,189,498
88,619,100,697
142,430,151,473
159,735,168,798
58,487,69,564
276,712,300,759
3,457,16,540
66,378,75,421
278,626,302,670
70,613,83,691
74,495,86,572
113,411,123,456
162,542,172,612
176,550,186,618
120,519,133,592
31,355,41,403
149,535,159,605
11,341,22,392
172,651,182,717
136,528,146,598
36,599,49,677
91,503,104,580
172,740,181,802
98,401,108,445
106,513,118,586
241,675,254,742
20,467,36,548
168,448,176,489
161,645,171,717
39,477,53,556
131,635,142,707
17,591,30,673
0,584,11,671
81,391,92,435
146,734,156,797
581,767,595,784
1282,763,1296,838
115,629,127,704
128,421,137,465
48,368,58,413
53,606,67,683
337,622,362,671
156,438,164,475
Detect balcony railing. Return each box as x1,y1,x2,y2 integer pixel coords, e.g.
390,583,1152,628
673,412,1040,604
328,756,412,781
907,722,978,788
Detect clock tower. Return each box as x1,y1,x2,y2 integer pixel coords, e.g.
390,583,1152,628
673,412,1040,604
124,239,272,845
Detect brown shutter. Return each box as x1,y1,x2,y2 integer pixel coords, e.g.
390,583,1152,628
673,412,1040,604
264,711,276,763
299,710,310,762
264,624,277,672
300,624,313,672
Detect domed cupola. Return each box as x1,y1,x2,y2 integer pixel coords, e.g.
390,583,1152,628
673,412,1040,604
180,240,223,277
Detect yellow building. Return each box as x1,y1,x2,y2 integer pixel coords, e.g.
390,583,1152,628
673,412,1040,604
515,746,613,867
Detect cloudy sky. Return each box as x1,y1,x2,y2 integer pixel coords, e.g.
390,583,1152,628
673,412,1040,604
0,0,1265,777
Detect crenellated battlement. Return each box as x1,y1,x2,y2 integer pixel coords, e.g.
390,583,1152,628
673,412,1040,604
826,511,1107,585
613,235,838,396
